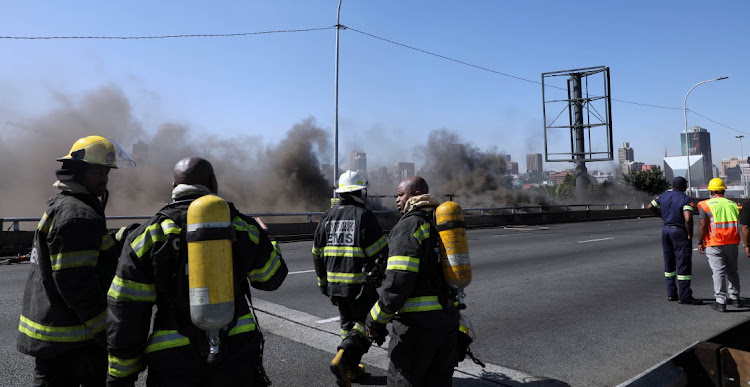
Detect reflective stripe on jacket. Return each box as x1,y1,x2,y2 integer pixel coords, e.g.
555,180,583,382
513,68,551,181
698,196,740,246
367,207,457,329
312,199,388,297
17,191,118,358
106,198,287,384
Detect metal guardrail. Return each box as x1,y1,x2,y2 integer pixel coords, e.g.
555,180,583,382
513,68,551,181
1,203,636,231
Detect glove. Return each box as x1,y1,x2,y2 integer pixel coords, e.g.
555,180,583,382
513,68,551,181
319,284,329,297
366,323,387,346
456,329,472,364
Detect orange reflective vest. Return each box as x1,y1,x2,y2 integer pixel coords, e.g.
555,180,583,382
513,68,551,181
697,196,740,246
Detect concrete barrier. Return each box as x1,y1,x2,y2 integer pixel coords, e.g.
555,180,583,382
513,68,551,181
0,209,654,255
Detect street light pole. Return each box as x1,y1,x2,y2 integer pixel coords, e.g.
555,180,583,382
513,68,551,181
683,76,728,191
737,135,745,162
333,0,343,199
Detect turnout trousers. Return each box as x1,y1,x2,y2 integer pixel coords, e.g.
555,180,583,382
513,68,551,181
662,225,694,301
32,345,107,387
386,319,457,387
332,287,379,365
145,330,261,387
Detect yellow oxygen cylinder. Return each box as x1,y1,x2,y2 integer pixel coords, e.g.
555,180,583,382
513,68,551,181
186,195,235,362
435,201,471,307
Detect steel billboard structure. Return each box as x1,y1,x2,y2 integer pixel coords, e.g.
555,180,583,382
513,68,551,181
542,66,613,200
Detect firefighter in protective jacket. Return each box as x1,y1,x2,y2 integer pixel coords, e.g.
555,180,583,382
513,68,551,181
18,135,135,386
106,157,288,386
366,176,460,386
313,170,388,386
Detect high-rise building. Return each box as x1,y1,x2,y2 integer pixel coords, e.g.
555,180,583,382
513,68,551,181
680,126,713,186
350,150,367,175
618,142,634,164
526,153,543,173
507,161,519,175
393,162,415,180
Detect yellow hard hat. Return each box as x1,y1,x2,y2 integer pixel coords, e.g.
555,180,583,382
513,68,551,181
57,135,135,168
707,178,727,192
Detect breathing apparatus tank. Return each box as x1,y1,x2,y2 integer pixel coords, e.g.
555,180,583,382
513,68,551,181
435,201,471,308
186,194,235,362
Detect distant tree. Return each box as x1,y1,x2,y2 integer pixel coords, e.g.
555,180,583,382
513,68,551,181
622,167,669,196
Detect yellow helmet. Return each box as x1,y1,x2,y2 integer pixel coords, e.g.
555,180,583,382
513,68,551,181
707,178,727,192
57,135,135,169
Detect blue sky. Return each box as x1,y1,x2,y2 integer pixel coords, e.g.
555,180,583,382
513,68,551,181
1,1,748,172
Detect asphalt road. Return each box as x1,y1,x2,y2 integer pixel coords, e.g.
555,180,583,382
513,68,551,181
2,217,750,386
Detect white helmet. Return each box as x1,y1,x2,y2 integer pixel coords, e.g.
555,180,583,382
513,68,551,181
336,170,367,193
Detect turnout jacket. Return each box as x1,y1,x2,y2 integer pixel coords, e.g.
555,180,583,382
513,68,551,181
312,198,388,298
106,195,288,383
18,189,120,358
366,199,458,332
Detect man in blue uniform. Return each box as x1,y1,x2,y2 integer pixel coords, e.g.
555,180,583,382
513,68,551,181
647,176,702,305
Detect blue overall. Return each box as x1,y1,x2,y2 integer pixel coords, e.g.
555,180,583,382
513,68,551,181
652,190,695,301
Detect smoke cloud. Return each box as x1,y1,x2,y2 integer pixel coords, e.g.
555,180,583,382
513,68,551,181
0,86,333,223
1,86,650,227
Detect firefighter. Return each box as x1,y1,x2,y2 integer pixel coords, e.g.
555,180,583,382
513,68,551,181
106,157,288,386
647,176,702,305
17,135,135,386
365,176,460,386
697,178,742,312
314,170,389,387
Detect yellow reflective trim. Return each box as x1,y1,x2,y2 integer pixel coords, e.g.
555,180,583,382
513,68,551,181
321,245,365,258
38,212,53,233
399,296,442,313
248,247,282,282
18,315,92,342
326,271,364,284
107,353,143,378
228,313,257,336
130,220,180,259
664,271,677,278
386,255,419,272
651,199,659,208
412,223,430,244
108,275,157,302
101,233,115,251
233,217,260,244
364,235,388,257
145,330,190,353
369,302,393,324
49,250,98,271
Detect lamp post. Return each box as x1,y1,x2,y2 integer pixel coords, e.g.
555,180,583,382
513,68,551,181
333,0,343,199
683,76,728,191
737,135,745,162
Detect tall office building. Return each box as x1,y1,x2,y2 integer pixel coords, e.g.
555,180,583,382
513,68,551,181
393,162,415,180
526,153,543,173
349,150,367,176
618,142,634,164
507,161,519,175
680,126,713,186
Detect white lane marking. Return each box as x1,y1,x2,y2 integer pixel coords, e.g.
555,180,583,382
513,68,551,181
252,298,552,384
288,269,315,275
315,316,340,324
578,237,615,243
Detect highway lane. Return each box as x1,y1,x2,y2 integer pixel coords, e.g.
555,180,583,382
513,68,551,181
3,217,750,386
259,217,750,386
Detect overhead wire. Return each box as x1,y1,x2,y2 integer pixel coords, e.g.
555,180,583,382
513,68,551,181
2,24,743,135
345,26,746,136
0,26,336,40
